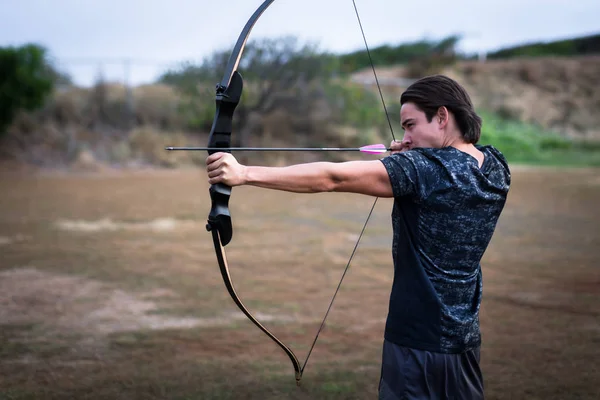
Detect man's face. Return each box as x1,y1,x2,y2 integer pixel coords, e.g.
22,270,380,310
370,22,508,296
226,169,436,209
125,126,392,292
399,102,442,149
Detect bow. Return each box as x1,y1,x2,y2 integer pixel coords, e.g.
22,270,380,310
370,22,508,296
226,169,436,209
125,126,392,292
204,0,396,386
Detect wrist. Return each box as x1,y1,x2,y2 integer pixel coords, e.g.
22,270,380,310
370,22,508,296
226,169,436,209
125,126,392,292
241,165,250,185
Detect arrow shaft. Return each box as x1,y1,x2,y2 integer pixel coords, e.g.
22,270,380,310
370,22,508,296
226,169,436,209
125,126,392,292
166,146,390,152
168,147,361,151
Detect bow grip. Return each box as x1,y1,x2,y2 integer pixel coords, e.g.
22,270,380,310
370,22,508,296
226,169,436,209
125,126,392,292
206,71,243,246
207,183,232,245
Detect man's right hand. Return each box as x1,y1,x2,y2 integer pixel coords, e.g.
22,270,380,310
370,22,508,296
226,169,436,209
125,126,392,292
390,140,411,154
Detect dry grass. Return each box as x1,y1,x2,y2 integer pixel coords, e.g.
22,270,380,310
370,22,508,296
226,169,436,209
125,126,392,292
445,56,600,140
0,165,598,399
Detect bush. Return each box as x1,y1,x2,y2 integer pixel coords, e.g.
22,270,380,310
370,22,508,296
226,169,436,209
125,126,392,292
0,44,54,135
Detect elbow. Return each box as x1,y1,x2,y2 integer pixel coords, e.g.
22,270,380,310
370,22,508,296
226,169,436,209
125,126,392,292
308,174,339,193
306,162,344,193
309,179,336,193
322,171,344,193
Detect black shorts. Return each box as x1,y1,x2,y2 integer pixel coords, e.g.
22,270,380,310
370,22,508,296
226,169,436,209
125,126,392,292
378,340,484,400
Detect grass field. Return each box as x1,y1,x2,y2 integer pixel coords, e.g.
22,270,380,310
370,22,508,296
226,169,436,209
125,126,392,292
0,165,598,399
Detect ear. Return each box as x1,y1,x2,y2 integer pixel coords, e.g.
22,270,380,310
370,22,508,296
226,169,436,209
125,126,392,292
436,106,449,129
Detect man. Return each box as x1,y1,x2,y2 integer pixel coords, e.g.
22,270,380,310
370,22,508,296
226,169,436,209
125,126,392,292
206,75,511,399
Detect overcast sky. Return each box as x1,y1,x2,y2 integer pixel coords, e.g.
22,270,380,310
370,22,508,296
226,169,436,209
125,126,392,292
3,0,599,86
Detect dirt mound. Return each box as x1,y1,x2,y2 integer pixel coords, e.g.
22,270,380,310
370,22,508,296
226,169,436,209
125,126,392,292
443,56,600,140
352,56,600,141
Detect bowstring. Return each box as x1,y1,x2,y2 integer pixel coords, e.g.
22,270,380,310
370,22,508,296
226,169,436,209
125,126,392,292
352,0,396,142
300,0,397,375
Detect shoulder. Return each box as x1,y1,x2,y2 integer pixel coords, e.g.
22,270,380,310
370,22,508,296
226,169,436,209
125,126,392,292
381,148,435,169
382,148,464,172
477,144,509,165
380,148,460,185
476,145,511,182
379,149,448,199
380,149,431,181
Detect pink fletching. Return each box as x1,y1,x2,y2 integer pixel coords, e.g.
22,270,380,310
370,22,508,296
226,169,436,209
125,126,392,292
359,144,388,154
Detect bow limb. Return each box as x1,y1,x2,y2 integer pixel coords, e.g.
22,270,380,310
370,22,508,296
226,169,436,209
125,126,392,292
217,1,276,90
205,0,303,386
210,229,302,385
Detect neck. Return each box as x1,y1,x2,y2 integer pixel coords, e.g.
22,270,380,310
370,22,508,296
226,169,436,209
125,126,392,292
451,141,475,152
441,130,471,150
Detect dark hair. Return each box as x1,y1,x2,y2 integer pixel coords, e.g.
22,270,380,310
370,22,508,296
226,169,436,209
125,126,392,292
400,75,482,144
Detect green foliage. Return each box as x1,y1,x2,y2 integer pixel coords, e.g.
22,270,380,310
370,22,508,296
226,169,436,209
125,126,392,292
487,33,600,59
337,35,462,74
479,111,600,166
158,36,341,132
0,44,55,135
235,36,340,81
159,36,339,88
174,84,216,131
323,81,385,129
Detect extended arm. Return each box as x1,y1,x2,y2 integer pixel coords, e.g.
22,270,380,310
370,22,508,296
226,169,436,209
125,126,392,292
206,152,394,198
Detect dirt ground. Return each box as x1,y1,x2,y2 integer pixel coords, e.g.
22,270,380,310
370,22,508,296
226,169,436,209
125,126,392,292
0,165,598,399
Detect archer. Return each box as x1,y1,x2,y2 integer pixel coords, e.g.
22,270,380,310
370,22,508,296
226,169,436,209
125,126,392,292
206,74,511,399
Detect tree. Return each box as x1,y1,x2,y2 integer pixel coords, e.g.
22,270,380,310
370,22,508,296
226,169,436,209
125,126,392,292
0,44,55,136
157,35,392,152
158,36,341,145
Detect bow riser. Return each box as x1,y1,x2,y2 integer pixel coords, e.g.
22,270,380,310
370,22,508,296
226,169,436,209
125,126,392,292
206,72,244,246
208,72,243,152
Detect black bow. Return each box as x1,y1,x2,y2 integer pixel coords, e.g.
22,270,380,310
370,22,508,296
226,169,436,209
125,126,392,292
204,0,395,386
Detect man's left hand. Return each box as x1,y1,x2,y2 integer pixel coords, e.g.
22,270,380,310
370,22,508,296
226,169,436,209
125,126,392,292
206,152,247,187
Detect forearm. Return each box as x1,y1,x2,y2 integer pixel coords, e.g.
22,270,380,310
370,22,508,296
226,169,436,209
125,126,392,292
244,162,337,193
206,152,393,196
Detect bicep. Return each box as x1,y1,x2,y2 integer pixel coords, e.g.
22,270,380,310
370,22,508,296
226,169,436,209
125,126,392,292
329,160,394,198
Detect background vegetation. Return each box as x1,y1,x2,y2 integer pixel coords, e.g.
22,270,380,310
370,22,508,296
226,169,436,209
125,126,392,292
1,33,599,169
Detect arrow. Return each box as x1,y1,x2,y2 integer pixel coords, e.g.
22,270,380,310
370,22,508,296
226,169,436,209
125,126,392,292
165,144,390,154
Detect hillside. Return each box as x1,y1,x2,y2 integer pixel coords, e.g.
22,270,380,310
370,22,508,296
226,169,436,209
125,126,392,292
446,56,600,141
352,55,600,141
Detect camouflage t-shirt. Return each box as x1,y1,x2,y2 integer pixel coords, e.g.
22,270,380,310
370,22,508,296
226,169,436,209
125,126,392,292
379,145,510,353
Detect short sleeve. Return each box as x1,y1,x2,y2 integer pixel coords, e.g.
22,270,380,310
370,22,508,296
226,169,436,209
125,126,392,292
380,152,421,198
